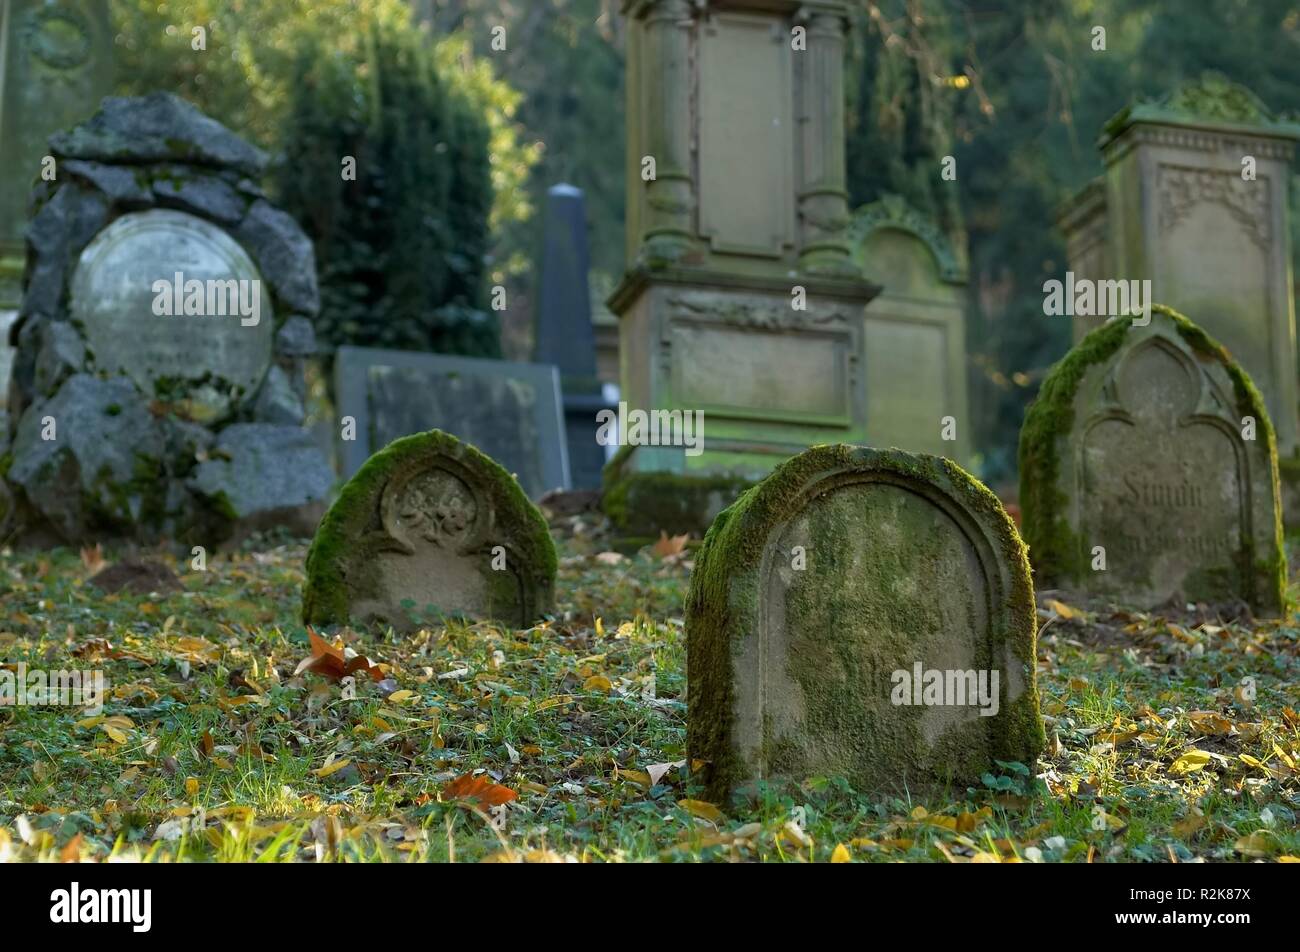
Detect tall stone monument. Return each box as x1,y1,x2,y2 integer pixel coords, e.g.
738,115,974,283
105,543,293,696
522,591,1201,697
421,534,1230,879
0,0,113,448
1058,74,1300,458
608,1,877,510
848,195,971,463
534,184,609,490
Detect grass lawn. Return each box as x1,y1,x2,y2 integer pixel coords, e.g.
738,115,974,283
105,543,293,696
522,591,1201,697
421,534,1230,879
1,528,1298,863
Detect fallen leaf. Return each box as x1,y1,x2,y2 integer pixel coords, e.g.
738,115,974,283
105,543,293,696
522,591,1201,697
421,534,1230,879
651,531,690,559
830,843,851,863
313,758,352,778
1169,749,1214,776
294,627,383,683
678,799,725,823
442,773,518,809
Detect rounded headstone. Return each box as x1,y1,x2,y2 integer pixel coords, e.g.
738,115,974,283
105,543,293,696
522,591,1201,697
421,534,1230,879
1019,304,1285,615
302,430,557,632
686,444,1043,802
70,208,273,405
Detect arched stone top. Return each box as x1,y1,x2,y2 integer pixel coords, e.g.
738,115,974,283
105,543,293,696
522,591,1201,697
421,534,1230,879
846,194,966,283
1101,72,1300,145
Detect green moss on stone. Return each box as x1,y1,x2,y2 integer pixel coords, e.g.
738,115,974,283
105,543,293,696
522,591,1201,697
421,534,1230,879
1018,304,1285,613
603,470,753,537
302,430,557,629
687,444,1043,803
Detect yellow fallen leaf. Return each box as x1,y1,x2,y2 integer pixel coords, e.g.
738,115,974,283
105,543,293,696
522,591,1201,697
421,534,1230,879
677,799,724,823
617,768,652,788
830,843,851,863
313,758,351,778
582,675,613,694
1235,831,1277,858
1169,750,1213,776
1278,856,1300,863
185,777,199,797
1047,599,1076,620
387,690,415,704
1172,812,1206,838
101,725,128,744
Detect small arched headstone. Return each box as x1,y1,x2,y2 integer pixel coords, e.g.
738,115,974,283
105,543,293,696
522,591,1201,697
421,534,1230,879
302,430,556,632
1019,305,1285,615
687,444,1043,802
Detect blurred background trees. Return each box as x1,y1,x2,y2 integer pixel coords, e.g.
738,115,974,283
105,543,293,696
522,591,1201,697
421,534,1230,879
110,0,1300,485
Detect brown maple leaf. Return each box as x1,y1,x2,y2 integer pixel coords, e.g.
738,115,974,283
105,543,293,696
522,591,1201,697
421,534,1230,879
294,627,384,683
442,772,518,809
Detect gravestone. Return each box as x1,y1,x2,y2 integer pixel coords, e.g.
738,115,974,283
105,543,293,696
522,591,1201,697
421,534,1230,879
848,195,971,463
611,0,876,484
1019,305,1285,615
534,184,610,489
1059,74,1300,457
334,346,570,500
687,444,1043,801
0,0,113,311
302,430,557,632
5,94,332,544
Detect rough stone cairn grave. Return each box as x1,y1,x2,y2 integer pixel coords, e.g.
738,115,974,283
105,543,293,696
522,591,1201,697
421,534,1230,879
4,93,332,544
1019,305,1285,615
302,430,556,632
686,444,1044,801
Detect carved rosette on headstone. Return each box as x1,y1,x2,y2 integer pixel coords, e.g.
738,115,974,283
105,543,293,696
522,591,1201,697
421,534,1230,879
686,444,1043,801
1019,305,1285,615
302,430,557,632
4,93,332,543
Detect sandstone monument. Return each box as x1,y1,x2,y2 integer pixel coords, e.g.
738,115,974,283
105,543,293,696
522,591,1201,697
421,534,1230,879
686,444,1043,801
1019,305,1285,615
4,94,333,544
1058,74,1300,458
848,194,971,463
303,430,557,632
607,1,877,527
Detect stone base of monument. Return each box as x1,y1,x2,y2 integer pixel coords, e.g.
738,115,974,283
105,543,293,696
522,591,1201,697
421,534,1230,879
600,446,753,539
2,95,333,546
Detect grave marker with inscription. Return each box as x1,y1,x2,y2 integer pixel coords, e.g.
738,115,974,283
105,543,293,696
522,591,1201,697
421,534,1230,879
1019,305,1285,615
5,94,332,543
302,430,557,632
686,444,1043,801
335,346,570,500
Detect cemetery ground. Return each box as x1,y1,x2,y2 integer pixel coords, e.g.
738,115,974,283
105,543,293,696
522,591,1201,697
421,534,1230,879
1,522,1299,864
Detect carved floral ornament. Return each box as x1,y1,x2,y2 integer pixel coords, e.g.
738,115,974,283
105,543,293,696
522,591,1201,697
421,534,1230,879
847,194,965,282
382,466,481,552
1157,165,1272,249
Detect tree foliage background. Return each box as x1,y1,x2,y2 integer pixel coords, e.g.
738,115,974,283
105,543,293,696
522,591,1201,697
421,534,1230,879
112,0,1300,482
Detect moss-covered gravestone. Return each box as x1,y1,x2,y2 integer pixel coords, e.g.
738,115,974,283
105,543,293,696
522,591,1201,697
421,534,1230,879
687,445,1043,801
303,431,556,632
1020,305,1285,615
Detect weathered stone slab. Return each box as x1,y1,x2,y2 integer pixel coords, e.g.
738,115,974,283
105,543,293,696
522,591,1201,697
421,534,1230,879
686,444,1043,801
302,430,556,632
70,208,273,404
335,346,569,499
5,94,328,545
1019,305,1285,615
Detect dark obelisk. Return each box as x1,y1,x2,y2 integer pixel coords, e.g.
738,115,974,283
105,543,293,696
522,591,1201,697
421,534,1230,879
534,184,608,489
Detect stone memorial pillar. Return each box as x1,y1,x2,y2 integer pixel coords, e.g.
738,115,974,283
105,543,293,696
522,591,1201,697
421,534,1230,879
608,0,876,534
1059,75,1300,458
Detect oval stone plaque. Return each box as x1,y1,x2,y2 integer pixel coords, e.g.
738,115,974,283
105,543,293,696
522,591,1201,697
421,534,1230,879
71,209,273,402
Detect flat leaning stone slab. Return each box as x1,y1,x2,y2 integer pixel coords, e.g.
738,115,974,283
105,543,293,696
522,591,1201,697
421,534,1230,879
1019,304,1285,615
686,444,1043,802
302,430,557,633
